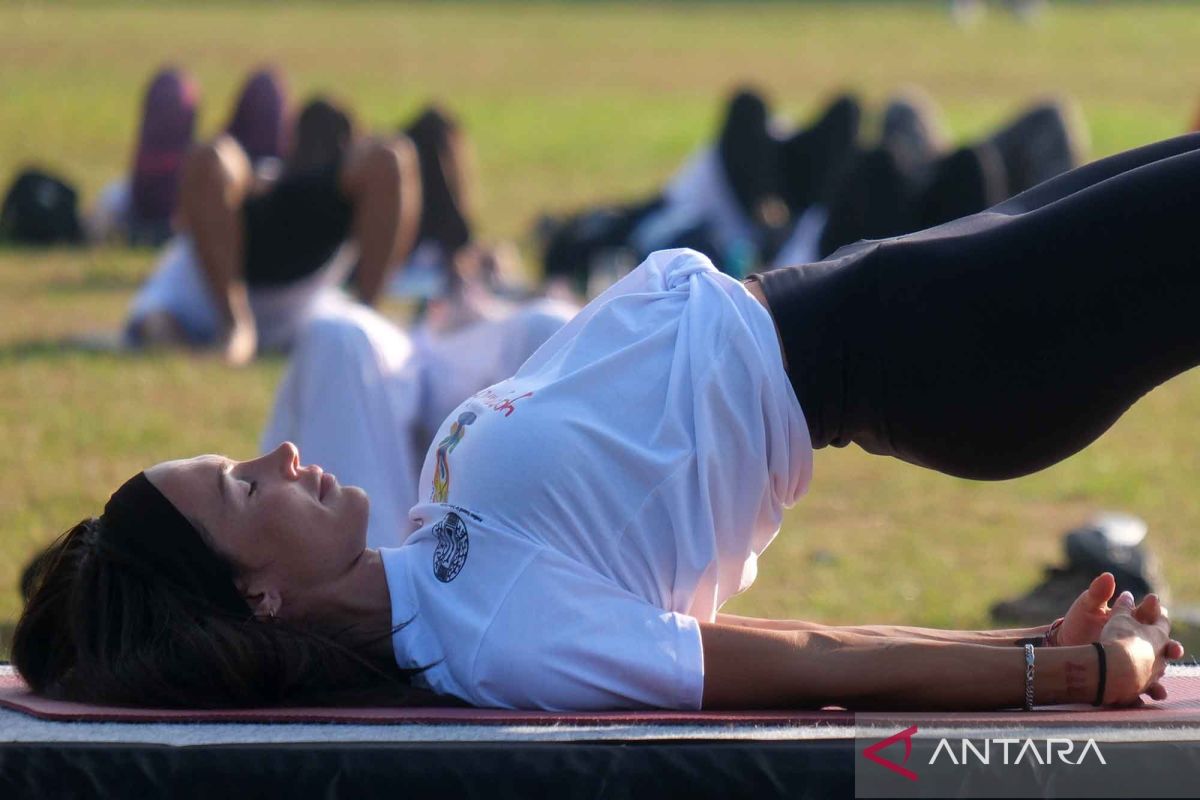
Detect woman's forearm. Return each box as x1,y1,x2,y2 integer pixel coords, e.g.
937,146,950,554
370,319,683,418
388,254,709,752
839,622,1054,646
714,612,1052,646
699,623,1101,710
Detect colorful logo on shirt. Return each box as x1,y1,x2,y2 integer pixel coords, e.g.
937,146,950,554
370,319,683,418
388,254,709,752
474,387,533,417
431,411,476,503
432,511,469,582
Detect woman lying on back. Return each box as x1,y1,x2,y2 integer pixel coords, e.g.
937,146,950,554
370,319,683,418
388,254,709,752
15,133,1197,711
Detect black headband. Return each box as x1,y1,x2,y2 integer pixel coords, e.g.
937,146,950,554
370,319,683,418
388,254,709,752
100,472,250,618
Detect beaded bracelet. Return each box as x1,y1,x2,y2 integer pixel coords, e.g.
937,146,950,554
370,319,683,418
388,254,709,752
1015,617,1065,648
1044,617,1065,647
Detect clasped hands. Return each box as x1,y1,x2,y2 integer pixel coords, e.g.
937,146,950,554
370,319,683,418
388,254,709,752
1052,572,1184,706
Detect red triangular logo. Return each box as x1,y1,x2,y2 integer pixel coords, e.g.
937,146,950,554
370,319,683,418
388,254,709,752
863,725,919,781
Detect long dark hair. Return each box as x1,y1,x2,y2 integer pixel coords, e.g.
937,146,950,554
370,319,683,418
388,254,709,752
13,517,451,708
403,104,473,255
285,97,354,174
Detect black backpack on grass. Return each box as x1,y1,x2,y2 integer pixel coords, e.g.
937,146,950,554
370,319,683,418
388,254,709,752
0,168,85,245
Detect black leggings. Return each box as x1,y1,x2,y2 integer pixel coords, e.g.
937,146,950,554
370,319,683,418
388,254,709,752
756,132,1200,480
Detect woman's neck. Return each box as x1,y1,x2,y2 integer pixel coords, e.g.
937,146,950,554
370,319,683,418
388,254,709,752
303,548,396,663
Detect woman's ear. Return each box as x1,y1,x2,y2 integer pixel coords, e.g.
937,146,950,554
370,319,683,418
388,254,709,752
236,576,282,621
245,589,282,621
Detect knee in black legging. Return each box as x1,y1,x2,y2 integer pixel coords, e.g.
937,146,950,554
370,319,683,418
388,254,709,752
756,243,895,457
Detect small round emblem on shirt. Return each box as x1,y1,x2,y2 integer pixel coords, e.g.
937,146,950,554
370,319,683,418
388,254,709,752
432,511,469,583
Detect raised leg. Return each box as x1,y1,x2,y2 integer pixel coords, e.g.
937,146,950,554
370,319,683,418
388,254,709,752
403,105,475,256
760,133,1200,480
176,134,257,364
339,137,422,306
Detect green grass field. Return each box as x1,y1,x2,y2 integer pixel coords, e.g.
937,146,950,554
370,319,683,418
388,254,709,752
3,1,1200,646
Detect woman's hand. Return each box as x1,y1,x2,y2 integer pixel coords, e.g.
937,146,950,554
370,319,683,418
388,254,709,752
220,300,258,367
1054,572,1117,647
1055,572,1182,651
1098,590,1184,705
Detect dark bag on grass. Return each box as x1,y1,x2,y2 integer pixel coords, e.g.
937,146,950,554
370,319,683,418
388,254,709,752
541,196,735,293
0,168,85,245
541,198,660,293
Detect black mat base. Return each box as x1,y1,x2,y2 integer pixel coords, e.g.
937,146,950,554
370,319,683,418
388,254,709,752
0,739,855,800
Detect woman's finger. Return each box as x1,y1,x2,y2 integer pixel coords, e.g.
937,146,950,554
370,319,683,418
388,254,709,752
1146,682,1168,702
1088,573,1116,610
1167,640,1185,660
1134,594,1160,624
1111,591,1135,615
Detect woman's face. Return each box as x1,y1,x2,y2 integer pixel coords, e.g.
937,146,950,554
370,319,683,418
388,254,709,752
144,442,369,620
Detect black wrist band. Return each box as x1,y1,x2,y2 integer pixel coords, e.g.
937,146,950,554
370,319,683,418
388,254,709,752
1092,642,1106,707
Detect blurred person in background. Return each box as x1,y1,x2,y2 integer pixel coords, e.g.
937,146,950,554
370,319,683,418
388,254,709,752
87,65,202,247
814,88,1087,258
391,105,477,299
539,87,860,294
539,86,1085,297
90,66,291,247
951,0,1048,27
124,94,421,364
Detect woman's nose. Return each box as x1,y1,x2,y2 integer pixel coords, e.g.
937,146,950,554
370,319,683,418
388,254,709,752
269,441,300,479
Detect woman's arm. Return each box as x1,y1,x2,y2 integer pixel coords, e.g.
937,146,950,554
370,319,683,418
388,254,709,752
699,622,1099,710
700,579,1180,710
714,572,1127,646
714,612,1052,646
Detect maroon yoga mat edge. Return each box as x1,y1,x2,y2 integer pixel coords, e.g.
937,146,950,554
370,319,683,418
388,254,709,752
5,672,1200,729
0,674,847,726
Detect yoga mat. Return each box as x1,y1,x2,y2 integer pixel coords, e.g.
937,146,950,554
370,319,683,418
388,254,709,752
3,668,1199,727
0,673,846,726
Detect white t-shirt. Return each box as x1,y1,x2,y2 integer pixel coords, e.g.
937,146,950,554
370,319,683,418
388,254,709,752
388,239,450,299
125,234,353,350
383,249,813,710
